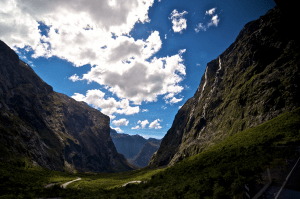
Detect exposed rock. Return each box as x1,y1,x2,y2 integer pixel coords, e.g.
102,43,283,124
110,129,160,167
0,40,134,172
133,141,160,168
149,6,300,167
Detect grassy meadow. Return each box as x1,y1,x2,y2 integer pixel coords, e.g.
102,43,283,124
1,107,300,198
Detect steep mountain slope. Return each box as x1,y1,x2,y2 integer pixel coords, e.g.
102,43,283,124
110,131,148,159
110,129,160,159
110,129,161,167
149,6,300,167
0,40,134,172
132,141,160,168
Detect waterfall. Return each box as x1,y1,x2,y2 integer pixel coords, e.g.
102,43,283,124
200,56,222,119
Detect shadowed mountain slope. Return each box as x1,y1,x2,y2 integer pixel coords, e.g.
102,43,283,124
0,40,134,172
110,129,160,167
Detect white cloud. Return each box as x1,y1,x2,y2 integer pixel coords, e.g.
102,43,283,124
71,89,139,118
168,97,183,104
1,0,155,64
81,37,186,105
112,118,129,126
165,34,167,39
163,92,183,104
2,0,187,113
195,8,220,33
205,7,217,15
111,127,123,133
138,120,149,129
131,125,140,130
142,109,149,112
195,23,207,32
161,106,167,110
208,15,220,27
141,134,149,139
149,119,162,129
132,119,149,130
69,74,80,82
178,105,182,109
169,9,188,33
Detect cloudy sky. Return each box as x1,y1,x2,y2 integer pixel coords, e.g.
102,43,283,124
1,0,276,139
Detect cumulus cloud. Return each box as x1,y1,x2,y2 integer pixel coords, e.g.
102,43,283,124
163,92,183,104
132,119,149,130
1,0,155,63
69,74,80,82
81,42,186,105
71,89,139,119
142,109,149,112
138,120,149,129
169,9,188,33
205,7,217,15
112,118,129,126
111,127,123,133
208,15,220,27
195,7,220,32
131,125,140,130
168,97,183,104
149,119,162,129
2,0,187,111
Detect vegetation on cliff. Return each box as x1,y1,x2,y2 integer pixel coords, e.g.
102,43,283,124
149,6,300,167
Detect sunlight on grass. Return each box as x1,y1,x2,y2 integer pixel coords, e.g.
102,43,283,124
68,167,166,190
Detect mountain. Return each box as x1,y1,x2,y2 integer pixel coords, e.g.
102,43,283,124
132,140,160,168
110,129,161,167
110,131,148,159
0,40,134,173
149,6,300,167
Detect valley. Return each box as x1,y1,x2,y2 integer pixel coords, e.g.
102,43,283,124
1,107,300,198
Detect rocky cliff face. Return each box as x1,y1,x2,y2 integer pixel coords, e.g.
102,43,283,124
149,6,300,167
0,40,134,172
132,141,160,168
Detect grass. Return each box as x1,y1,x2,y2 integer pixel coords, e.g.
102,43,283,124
68,167,166,190
1,107,300,198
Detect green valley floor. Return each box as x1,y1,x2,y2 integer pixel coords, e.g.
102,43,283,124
1,107,300,198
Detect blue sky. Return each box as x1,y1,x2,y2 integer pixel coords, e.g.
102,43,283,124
1,0,276,139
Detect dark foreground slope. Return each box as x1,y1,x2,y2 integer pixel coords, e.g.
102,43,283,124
149,6,300,167
0,40,134,172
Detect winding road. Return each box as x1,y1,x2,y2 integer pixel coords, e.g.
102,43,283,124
60,177,81,189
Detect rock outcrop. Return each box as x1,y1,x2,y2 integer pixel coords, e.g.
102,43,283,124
149,6,300,167
0,40,134,172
